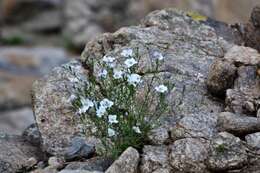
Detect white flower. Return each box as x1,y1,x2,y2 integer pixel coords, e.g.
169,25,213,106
108,128,116,137
68,94,77,102
98,69,108,78
155,85,168,93
124,58,137,68
127,74,142,86
79,98,94,113
102,55,116,68
133,126,141,134
152,51,164,60
108,115,118,124
96,106,106,118
102,55,115,63
100,98,114,108
121,48,133,57
113,69,124,79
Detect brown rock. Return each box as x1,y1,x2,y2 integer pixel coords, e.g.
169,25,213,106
206,59,236,96
218,112,260,135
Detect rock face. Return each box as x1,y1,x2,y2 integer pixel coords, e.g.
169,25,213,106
33,8,229,155
32,8,260,173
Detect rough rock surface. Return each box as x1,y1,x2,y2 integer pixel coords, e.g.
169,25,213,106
140,145,171,173
217,112,260,135
206,59,236,96
245,132,260,149
32,60,88,155
169,138,209,172
32,8,260,172
33,9,231,155
105,147,139,173
207,132,248,171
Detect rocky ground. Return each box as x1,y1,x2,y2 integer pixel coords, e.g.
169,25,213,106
0,1,260,173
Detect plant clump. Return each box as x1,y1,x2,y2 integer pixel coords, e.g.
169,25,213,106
68,47,173,158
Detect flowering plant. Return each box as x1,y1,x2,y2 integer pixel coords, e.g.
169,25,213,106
70,48,172,158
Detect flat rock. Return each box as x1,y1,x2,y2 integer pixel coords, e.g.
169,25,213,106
63,157,112,172
218,112,260,136
105,147,139,173
171,113,218,141
223,45,260,66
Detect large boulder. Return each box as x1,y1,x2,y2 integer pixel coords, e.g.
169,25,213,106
32,9,232,156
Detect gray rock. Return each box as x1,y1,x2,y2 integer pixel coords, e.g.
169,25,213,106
140,145,171,173
105,147,139,173
225,89,259,115
0,135,43,173
148,127,169,145
218,112,260,136
64,157,113,172
48,157,64,169
245,132,260,149
206,59,236,96
169,138,209,172
63,137,95,161
32,60,89,155
22,123,41,146
0,108,34,135
171,113,218,141
64,157,112,172
206,132,248,171
223,46,260,66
